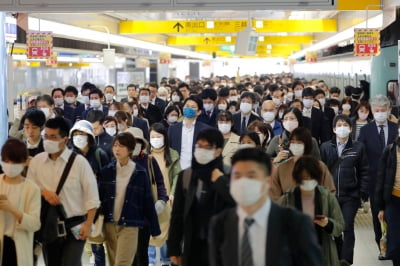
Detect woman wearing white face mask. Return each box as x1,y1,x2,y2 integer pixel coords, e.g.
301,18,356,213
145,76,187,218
114,110,149,142
125,127,169,266
217,111,240,173
0,138,41,266
161,105,181,129
248,120,274,150
167,128,235,266
279,156,344,266
270,127,336,201
340,98,353,117
148,123,181,266
69,120,110,266
267,107,321,163
351,102,373,141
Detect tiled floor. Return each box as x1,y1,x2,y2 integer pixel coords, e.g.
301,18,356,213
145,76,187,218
37,209,393,266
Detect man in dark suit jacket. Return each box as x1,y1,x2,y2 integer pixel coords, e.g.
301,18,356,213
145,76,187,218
358,95,398,250
197,88,219,127
73,82,96,121
51,88,75,122
314,89,336,140
133,116,149,141
209,148,322,266
120,84,138,103
138,88,163,126
232,92,261,135
148,82,167,113
81,88,108,120
168,95,212,170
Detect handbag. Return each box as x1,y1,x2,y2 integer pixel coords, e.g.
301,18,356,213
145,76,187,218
39,152,77,244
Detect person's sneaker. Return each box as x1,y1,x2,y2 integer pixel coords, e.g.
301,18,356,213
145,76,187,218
340,259,351,266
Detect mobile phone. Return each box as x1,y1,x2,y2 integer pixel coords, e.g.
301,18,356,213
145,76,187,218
314,215,325,220
57,219,67,237
70,223,83,240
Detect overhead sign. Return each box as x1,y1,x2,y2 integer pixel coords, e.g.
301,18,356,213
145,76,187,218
26,31,53,59
5,16,17,43
159,53,171,64
120,19,336,35
354,28,380,56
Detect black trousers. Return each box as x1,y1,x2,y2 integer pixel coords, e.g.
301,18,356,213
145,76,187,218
132,226,150,266
2,235,17,266
42,232,85,266
370,185,382,249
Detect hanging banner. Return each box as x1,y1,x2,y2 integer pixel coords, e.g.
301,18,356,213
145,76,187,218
26,31,53,59
354,28,380,56
159,53,171,64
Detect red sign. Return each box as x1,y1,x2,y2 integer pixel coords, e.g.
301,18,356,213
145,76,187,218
26,31,53,59
354,29,380,56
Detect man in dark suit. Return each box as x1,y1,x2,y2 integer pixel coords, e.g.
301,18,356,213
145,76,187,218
73,82,96,122
51,88,75,122
209,148,323,266
301,87,329,144
148,82,167,114
132,116,149,141
197,88,219,127
120,84,138,103
232,92,261,135
314,89,336,140
81,87,108,120
138,88,162,126
168,95,212,170
358,95,398,252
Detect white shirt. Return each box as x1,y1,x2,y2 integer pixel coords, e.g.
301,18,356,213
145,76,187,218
0,176,24,236
26,139,40,149
114,160,135,221
237,198,271,266
180,120,196,170
27,148,100,218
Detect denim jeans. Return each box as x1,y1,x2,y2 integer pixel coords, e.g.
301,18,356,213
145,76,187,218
91,243,106,266
148,244,170,264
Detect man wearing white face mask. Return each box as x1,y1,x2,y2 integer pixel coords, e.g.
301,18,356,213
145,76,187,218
198,88,219,127
320,115,369,266
81,88,109,121
168,128,235,266
27,117,100,266
209,148,323,266
261,100,283,136
103,85,117,106
358,95,398,251
52,88,75,122
232,92,260,135
148,82,167,114
73,82,95,122
139,88,163,126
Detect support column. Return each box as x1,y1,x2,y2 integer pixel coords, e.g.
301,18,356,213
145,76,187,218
0,12,8,147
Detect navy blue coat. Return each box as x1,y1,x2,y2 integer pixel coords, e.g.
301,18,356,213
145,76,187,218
197,107,219,128
133,117,150,141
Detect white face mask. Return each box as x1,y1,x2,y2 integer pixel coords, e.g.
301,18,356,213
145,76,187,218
54,98,64,107
82,95,90,105
300,179,318,191
150,137,164,149
287,92,294,101
105,127,116,136
133,143,142,156
203,103,214,112
117,123,126,131
230,177,266,206
65,96,76,104
335,126,351,138
262,111,275,122
43,139,61,154
289,143,304,156
73,135,88,149
218,123,231,134
40,107,51,118
171,95,180,103
168,115,178,123
278,112,284,119
90,99,101,108
342,103,351,111
108,110,116,117
229,96,239,102
1,161,24,178
318,98,326,106
240,102,253,114
294,90,303,98
283,120,298,132
105,93,114,102
133,109,139,117
159,96,167,102
374,111,388,123
194,147,215,165
218,104,227,111
272,98,281,106
139,95,150,104
303,99,313,109
239,143,256,149
358,112,369,121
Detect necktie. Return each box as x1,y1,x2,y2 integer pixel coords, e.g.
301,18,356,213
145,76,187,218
379,125,385,147
207,111,211,118
241,117,247,134
241,217,255,266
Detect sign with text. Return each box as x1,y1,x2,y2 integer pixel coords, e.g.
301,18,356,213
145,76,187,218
354,28,380,56
26,31,53,59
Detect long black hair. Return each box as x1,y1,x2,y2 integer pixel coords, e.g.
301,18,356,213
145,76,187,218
150,123,172,167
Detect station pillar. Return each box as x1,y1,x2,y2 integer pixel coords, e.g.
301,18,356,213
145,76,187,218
0,12,8,147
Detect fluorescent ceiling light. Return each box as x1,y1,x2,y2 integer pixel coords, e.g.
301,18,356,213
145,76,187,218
255,21,263,28
28,17,212,60
266,44,272,49
258,36,265,42
290,13,383,59
225,36,232,42
206,21,215,29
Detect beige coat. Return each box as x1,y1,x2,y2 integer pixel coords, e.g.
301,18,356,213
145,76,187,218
270,157,336,201
222,133,240,168
0,178,41,266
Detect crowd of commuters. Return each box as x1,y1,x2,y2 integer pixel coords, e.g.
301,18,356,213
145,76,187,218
0,73,399,266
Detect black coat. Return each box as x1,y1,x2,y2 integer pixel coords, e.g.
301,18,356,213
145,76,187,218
375,143,398,211
208,202,323,266
140,104,162,126
320,138,369,199
232,112,260,135
197,107,219,128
